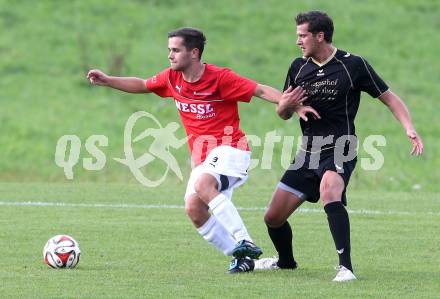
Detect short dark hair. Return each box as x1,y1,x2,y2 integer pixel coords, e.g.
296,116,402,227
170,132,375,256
168,27,206,59
295,11,334,43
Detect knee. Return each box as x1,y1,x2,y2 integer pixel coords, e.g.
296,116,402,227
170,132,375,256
320,187,343,204
185,203,196,218
185,203,208,227
264,209,285,228
319,183,344,203
320,172,345,204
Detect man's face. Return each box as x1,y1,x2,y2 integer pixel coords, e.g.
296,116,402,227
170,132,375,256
296,23,319,58
168,37,193,71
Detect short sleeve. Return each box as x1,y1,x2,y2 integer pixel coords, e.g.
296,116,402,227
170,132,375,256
355,58,389,98
283,68,292,92
218,69,257,102
283,58,302,91
145,68,173,98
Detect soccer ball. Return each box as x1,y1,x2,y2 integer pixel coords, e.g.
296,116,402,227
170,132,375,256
43,235,81,269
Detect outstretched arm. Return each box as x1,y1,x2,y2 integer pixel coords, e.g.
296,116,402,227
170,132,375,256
378,90,424,155
253,84,283,104
87,69,150,93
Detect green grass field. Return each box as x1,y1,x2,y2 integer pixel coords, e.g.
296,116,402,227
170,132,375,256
1,0,439,298
0,183,439,298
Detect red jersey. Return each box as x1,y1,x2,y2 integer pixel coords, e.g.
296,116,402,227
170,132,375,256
145,64,257,164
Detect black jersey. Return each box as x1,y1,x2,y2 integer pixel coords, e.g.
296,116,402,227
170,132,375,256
284,49,389,150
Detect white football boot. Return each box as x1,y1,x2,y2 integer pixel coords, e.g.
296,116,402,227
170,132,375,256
254,257,280,270
333,265,357,282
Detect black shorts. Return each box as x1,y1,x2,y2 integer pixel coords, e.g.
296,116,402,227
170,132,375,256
279,148,357,205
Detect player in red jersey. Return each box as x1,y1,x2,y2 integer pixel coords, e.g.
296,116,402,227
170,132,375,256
87,27,317,273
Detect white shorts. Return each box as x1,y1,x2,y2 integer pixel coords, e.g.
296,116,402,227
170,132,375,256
184,145,251,201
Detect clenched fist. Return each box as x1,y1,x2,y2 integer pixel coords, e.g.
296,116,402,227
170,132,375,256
87,69,110,86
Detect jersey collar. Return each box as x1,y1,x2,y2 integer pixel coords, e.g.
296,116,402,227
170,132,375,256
311,47,337,67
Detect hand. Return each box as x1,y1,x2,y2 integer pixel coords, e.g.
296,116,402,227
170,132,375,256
406,129,424,156
280,86,320,121
280,86,307,107
87,69,109,86
293,105,321,121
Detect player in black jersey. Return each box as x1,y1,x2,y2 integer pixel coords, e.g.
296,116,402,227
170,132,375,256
255,11,424,281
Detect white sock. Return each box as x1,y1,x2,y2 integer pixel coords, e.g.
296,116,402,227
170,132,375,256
208,193,252,242
197,215,236,256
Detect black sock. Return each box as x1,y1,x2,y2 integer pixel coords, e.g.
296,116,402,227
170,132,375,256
324,201,353,272
267,221,297,269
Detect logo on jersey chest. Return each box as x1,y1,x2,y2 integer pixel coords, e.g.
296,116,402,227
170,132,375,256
174,100,216,119
317,69,325,76
311,78,338,88
302,78,339,101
